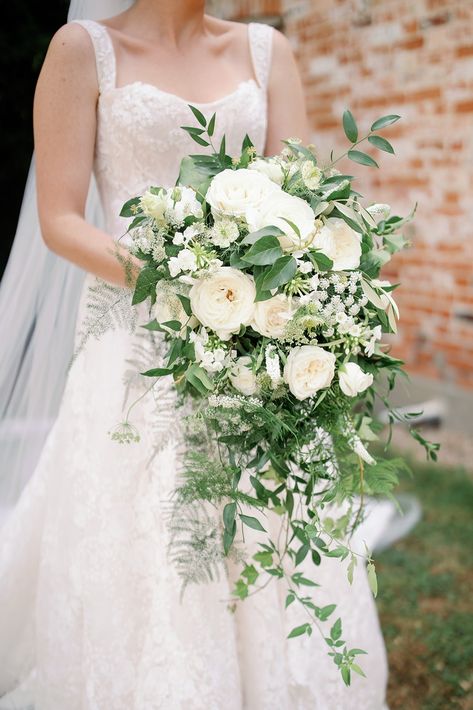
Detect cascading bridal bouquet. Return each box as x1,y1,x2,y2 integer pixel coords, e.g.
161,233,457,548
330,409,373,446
116,107,438,686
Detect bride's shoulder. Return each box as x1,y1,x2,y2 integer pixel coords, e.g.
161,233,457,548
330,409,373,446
43,22,98,70
36,23,98,95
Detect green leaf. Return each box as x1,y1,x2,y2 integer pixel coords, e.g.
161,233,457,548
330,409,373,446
219,135,226,160
185,363,214,395
120,196,142,217
318,603,336,621
233,579,248,599
285,592,296,609
309,250,334,271
242,235,283,266
177,294,192,317
351,663,367,678
295,544,310,566
367,561,378,597
368,135,395,154
207,112,216,137
292,572,318,587
223,502,237,532
261,255,297,291
370,114,401,131
330,617,343,641
253,550,273,568
341,666,351,686
181,126,206,136
343,109,358,143
189,134,210,147
161,319,182,332
141,367,173,377
132,266,160,305
188,104,207,127
242,564,258,584
288,623,311,639
347,150,379,168
240,225,285,246
239,514,266,532
279,217,301,239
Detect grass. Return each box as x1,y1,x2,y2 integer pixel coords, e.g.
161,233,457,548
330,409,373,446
375,455,473,709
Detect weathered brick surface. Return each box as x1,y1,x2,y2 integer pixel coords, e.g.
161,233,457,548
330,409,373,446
215,0,473,389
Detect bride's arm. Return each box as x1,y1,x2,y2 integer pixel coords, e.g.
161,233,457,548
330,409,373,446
265,30,311,155
33,23,140,288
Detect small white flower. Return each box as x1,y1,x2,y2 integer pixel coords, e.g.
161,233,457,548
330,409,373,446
348,323,363,338
338,362,373,397
348,304,361,316
309,274,320,291
168,248,197,277
363,325,382,357
173,232,185,246
297,260,314,274
301,160,322,190
208,218,240,248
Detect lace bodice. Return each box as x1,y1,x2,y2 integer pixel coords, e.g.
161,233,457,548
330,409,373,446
73,19,272,240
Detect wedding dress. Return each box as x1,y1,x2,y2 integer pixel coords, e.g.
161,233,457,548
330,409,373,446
0,19,388,710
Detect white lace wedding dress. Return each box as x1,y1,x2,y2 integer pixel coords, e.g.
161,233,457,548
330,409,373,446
0,19,388,710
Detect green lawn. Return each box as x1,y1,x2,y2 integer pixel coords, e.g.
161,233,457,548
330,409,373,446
376,456,473,709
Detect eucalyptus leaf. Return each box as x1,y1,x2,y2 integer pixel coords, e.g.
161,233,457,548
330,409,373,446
368,135,395,154
370,114,401,131
342,109,358,143
347,150,379,168
188,104,207,127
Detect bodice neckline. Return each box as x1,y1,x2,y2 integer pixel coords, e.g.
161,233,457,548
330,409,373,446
102,77,261,108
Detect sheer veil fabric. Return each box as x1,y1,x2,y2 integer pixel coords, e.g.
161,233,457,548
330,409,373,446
0,0,133,524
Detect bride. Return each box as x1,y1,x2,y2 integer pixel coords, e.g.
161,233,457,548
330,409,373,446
0,0,389,708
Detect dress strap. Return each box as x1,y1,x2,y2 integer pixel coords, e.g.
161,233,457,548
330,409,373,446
248,23,274,90
72,19,116,94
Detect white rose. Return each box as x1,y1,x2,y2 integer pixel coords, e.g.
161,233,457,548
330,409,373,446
248,158,284,185
312,218,361,270
247,190,316,251
251,294,294,338
229,356,258,395
189,267,256,340
205,168,278,219
154,281,198,335
283,345,336,400
140,189,167,224
366,203,391,223
338,362,373,397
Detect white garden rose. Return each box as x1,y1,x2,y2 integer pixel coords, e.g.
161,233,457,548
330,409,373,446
283,345,336,400
312,218,361,270
189,267,256,340
154,281,198,335
205,168,278,220
140,189,167,224
251,294,294,338
338,362,373,397
246,190,316,251
248,158,284,185
229,356,258,395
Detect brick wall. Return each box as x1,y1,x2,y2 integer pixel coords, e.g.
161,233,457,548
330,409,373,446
215,0,473,391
